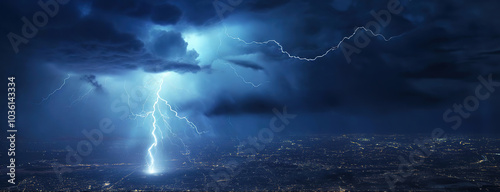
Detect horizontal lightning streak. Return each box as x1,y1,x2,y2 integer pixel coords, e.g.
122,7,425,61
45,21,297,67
225,26,403,61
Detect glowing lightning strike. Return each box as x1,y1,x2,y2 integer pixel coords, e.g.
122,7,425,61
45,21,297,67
147,85,161,174
144,75,205,174
39,74,71,104
224,26,404,62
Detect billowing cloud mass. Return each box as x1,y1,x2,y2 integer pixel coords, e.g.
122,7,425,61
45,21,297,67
1,0,206,74
2,0,500,138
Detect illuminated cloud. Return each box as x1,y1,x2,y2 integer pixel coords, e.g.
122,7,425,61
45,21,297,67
1,0,500,137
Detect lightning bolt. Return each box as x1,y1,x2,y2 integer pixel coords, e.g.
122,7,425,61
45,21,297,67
39,74,71,104
216,32,267,88
224,26,404,61
124,74,204,174
68,86,94,107
226,63,264,87
148,87,161,174
218,25,404,87
68,77,108,107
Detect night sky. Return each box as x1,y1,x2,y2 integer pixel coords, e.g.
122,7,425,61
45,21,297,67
2,0,500,144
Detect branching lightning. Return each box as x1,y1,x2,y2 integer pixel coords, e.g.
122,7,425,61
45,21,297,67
39,74,71,104
218,25,404,87
226,63,263,87
125,74,204,174
216,32,267,88
224,26,404,61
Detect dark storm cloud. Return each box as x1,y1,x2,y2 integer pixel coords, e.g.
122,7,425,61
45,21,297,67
245,0,291,11
167,0,218,25
80,74,102,90
151,3,182,25
92,0,153,18
151,31,197,60
32,17,149,73
143,62,208,73
226,59,264,70
3,0,500,136
92,0,183,25
205,0,500,121
168,0,292,26
0,0,205,74
206,94,282,116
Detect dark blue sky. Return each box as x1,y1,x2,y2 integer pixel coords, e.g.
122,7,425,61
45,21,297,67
2,0,500,142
